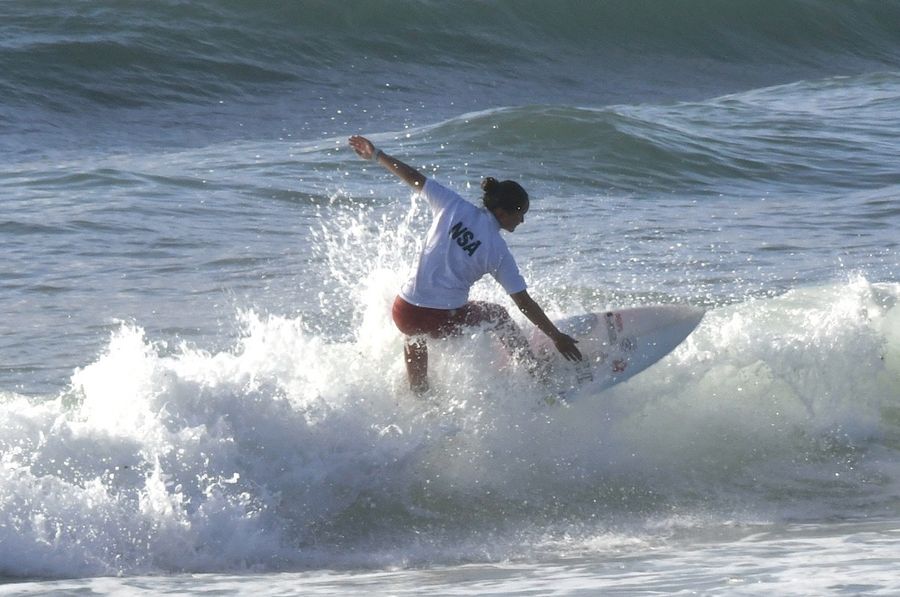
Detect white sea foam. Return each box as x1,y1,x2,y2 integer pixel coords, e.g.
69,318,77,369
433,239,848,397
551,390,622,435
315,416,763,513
0,274,897,578
3,184,899,578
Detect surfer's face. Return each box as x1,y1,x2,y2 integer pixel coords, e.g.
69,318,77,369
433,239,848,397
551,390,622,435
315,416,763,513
495,200,529,232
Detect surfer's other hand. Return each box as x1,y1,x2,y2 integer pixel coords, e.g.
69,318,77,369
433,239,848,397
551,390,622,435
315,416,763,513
553,333,582,361
349,135,376,160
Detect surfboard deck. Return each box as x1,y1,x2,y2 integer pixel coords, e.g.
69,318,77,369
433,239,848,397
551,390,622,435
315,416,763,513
530,305,705,400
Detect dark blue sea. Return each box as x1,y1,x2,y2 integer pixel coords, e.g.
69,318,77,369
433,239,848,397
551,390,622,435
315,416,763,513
1,1,899,594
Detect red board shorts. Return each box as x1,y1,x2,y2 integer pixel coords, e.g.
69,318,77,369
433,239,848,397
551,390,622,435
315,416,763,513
392,295,509,339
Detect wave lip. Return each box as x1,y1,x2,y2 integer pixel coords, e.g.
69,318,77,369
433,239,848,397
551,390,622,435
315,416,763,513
398,71,900,195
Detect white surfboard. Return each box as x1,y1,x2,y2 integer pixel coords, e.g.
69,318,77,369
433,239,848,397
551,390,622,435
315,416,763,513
530,305,705,399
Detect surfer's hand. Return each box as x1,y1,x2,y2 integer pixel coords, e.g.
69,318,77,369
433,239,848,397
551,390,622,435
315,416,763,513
349,135,378,160
553,332,582,361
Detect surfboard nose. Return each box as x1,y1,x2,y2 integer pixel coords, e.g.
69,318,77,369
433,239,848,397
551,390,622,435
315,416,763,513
663,305,706,339
683,305,706,327
660,304,706,329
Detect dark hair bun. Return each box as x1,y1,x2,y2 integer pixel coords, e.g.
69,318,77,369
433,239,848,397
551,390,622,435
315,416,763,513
481,177,529,212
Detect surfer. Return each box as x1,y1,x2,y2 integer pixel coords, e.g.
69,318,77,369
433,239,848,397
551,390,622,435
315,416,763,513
349,135,581,394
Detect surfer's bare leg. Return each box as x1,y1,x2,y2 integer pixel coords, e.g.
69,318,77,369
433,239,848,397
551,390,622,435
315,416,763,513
496,326,550,382
403,337,429,395
465,301,547,380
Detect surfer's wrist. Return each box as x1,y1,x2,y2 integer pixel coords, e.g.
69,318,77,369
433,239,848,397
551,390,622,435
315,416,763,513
370,147,383,162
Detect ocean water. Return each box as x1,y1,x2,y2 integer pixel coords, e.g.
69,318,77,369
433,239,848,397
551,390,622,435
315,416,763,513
1,0,899,594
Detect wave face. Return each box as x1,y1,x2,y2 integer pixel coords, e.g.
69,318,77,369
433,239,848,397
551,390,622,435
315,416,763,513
5,0,900,100
3,0,900,151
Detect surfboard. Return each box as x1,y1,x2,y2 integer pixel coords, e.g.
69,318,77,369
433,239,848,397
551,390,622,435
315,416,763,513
530,305,705,399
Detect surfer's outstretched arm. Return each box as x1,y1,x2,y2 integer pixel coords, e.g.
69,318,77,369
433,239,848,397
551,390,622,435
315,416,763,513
511,290,582,361
349,135,426,189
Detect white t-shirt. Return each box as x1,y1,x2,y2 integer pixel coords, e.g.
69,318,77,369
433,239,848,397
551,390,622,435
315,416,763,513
400,178,527,309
